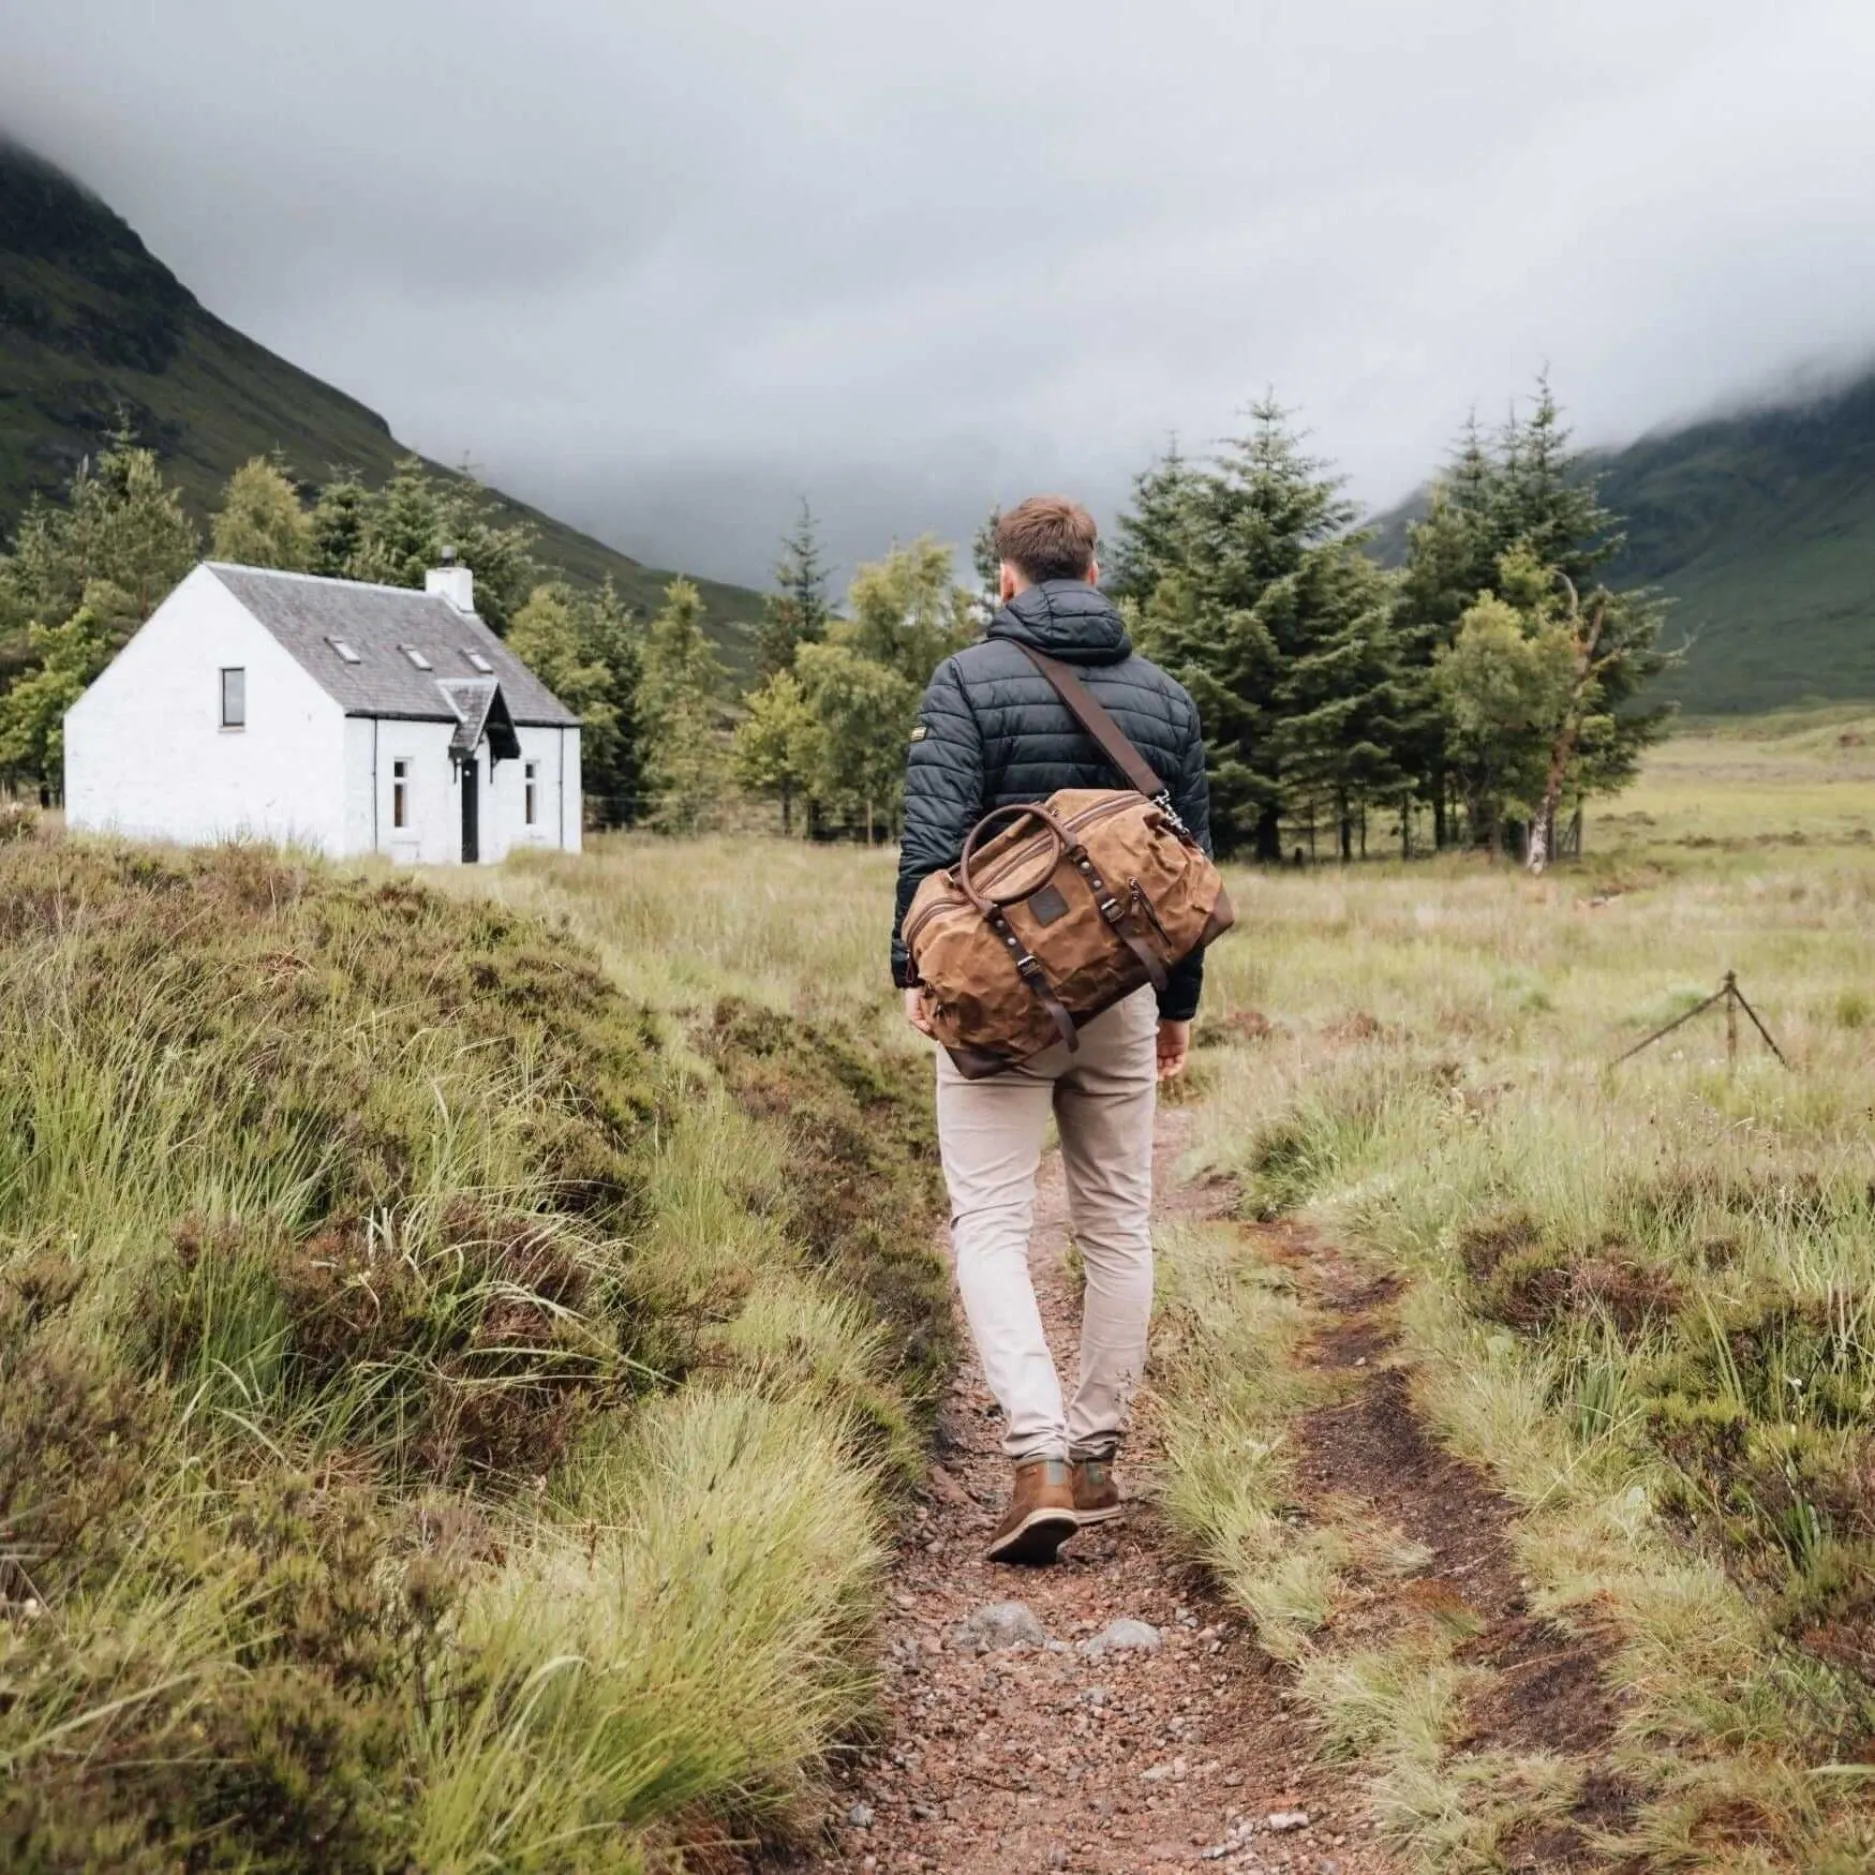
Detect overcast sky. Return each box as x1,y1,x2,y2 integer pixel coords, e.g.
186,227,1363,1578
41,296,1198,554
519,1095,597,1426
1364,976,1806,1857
6,0,1875,588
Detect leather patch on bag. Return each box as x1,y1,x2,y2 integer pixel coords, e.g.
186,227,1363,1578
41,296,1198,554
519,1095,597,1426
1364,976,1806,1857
1026,881,1070,926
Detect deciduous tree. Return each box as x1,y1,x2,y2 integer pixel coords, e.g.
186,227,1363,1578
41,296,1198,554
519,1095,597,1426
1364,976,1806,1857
641,578,728,833
845,538,975,686
732,668,816,833
509,579,645,827
0,581,134,795
211,455,313,570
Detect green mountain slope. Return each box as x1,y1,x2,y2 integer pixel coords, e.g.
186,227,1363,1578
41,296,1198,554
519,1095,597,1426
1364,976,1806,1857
1592,377,1875,713
0,136,762,658
1367,373,1875,715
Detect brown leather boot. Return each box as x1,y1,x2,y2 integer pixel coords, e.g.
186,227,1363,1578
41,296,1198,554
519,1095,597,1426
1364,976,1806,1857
1071,1453,1123,1524
985,1459,1079,1565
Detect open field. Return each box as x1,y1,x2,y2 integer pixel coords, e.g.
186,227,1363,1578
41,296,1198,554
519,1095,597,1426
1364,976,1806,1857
1601,708,1875,852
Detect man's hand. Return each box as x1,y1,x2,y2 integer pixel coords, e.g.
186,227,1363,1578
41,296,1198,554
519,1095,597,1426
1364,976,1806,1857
1156,1019,1192,1081
904,986,936,1038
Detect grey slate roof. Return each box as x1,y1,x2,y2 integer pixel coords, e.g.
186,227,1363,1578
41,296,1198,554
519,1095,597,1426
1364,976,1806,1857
207,563,580,728
435,677,521,759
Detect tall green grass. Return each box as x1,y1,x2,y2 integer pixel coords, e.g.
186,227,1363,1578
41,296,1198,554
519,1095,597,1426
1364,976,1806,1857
0,832,942,1871
1161,810,1875,1865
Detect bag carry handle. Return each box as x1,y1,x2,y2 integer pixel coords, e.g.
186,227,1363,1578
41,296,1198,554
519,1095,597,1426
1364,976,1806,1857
1012,642,1195,839
958,801,1077,910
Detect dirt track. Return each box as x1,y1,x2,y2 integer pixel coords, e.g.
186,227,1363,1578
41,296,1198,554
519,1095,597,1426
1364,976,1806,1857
800,1108,1626,1874
810,1115,1391,1875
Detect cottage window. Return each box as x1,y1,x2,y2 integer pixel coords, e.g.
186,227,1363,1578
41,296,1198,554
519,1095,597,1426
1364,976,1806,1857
392,759,410,830
400,645,434,670
524,760,538,826
327,637,362,664
464,650,494,674
220,667,246,729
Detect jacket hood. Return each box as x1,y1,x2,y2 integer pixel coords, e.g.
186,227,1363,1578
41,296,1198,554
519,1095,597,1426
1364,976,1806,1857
986,580,1133,666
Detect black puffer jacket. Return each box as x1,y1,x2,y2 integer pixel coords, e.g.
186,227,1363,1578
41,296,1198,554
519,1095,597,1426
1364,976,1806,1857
891,580,1213,1021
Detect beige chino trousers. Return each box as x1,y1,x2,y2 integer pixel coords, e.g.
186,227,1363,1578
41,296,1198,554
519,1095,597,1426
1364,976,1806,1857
935,986,1158,1464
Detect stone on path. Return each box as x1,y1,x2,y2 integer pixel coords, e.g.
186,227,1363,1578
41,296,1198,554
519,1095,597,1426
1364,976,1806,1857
952,1600,1048,1653
846,1800,876,1828
1077,1616,1163,1658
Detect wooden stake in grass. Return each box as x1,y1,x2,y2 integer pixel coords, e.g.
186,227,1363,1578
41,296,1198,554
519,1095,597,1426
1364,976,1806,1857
1612,970,1790,1072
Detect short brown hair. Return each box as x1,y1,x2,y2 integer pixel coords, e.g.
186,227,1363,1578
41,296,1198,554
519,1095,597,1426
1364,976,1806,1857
994,496,1099,584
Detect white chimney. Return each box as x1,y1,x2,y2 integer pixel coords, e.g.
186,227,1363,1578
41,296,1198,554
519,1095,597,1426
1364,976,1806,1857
425,546,475,614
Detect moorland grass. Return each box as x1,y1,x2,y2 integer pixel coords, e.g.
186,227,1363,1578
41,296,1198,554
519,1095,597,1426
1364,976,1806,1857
0,828,942,1872
1159,718,1875,1867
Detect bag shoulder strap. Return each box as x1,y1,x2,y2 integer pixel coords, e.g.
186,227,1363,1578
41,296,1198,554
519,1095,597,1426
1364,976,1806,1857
1012,640,1166,799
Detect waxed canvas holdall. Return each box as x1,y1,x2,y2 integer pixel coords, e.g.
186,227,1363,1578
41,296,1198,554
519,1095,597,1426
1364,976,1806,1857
903,644,1234,1078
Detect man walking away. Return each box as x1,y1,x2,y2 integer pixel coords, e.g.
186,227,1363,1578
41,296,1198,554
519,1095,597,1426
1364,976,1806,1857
891,496,1212,1565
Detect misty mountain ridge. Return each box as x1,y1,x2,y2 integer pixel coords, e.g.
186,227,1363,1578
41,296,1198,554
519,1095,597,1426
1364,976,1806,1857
1369,361,1875,714
0,135,764,639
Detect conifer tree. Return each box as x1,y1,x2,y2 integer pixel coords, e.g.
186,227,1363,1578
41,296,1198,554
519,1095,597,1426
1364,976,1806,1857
1120,403,1372,860
971,507,1003,597
753,499,832,679
1399,378,1666,851
348,459,536,632
1266,543,1411,860
308,475,370,579
0,421,199,635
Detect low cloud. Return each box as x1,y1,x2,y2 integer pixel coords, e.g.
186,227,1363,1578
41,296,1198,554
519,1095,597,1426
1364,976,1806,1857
7,0,1874,586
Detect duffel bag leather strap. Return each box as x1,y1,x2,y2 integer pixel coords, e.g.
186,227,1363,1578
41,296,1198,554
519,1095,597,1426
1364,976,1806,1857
1063,842,1170,996
984,904,1079,1053
1014,643,1197,842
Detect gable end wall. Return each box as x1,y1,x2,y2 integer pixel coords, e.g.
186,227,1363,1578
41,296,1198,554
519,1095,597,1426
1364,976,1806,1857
64,567,348,851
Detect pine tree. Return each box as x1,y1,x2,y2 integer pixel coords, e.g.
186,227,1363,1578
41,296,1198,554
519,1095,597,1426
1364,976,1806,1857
753,499,832,679
1399,377,1663,851
971,506,1003,598
308,475,370,579
1107,441,1202,604
0,421,199,634
347,459,537,632
1119,403,1378,860
211,455,313,569
1494,373,1623,586
1266,543,1410,860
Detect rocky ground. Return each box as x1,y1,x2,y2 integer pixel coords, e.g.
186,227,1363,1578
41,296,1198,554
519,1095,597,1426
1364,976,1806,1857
806,1116,1395,1875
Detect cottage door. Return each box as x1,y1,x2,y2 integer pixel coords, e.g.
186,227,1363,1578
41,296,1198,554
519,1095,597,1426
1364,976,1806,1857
460,757,480,863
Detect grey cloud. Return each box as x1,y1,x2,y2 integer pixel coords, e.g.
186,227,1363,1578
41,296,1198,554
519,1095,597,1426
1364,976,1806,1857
5,0,1873,587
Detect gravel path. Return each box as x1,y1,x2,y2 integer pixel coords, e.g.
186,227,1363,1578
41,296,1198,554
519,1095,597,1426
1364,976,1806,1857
810,1110,1394,1875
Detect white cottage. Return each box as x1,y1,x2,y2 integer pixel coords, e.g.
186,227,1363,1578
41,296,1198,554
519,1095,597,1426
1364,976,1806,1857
64,559,582,863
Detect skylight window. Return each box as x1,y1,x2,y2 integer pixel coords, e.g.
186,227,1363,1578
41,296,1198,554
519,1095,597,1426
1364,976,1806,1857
400,645,434,670
326,637,362,664
463,650,495,674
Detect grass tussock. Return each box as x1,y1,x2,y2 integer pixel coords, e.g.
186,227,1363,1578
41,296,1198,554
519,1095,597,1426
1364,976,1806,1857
1154,1222,1344,1662
0,833,942,1871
